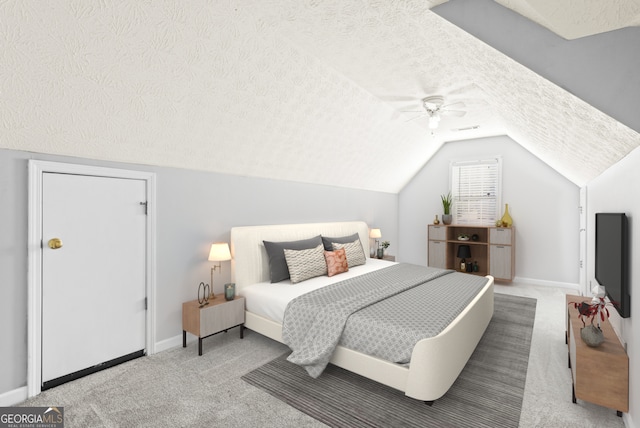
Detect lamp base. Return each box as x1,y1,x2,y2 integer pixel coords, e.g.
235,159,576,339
210,267,215,298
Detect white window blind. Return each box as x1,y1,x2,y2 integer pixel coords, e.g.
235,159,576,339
450,158,501,226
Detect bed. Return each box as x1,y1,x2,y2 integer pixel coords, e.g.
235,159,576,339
230,221,494,402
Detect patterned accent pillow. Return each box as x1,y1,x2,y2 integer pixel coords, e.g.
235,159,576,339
324,248,349,277
332,240,366,267
284,244,328,284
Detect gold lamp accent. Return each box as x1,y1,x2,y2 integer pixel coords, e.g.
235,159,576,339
208,242,231,297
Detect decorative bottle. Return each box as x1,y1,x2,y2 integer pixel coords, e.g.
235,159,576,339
433,215,440,225
500,203,513,227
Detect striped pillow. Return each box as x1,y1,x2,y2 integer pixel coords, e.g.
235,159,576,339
332,240,366,267
284,244,327,284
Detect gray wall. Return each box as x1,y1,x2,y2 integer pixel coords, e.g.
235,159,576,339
434,0,640,134
586,146,640,425
398,135,580,285
0,148,398,396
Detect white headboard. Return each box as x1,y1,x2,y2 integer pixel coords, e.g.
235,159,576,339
230,221,370,291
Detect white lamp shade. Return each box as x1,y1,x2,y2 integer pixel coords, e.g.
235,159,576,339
369,228,382,239
208,242,231,261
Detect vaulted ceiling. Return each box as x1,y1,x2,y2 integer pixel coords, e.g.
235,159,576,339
1,1,639,193
495,0,640,39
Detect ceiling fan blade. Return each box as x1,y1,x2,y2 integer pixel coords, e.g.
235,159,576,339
442,101,466,110
404,114,426,123
441,110,467,117
380,95,421,103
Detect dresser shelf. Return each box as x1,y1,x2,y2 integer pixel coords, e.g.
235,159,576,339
427,225,515,281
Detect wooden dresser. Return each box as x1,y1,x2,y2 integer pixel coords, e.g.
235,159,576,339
427,225,515,281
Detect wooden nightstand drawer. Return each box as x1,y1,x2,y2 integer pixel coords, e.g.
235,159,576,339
182,294,245,355
200,297,244,336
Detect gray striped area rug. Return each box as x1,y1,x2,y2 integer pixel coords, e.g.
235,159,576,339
242,293,536,428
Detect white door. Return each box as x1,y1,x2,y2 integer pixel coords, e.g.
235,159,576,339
41,172,147,386
579,187,588,295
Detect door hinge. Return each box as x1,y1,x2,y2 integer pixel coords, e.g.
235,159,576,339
140,201,148,215
144,297,148,310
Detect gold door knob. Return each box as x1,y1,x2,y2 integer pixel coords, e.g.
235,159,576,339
48,238,63,249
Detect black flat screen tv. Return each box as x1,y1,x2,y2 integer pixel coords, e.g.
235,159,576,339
595,213,630,318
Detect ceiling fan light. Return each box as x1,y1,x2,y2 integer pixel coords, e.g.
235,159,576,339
428,115,440,129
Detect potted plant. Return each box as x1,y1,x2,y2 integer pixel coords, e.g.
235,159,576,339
568,296,613,347
378,241,390,259
441,192,453,225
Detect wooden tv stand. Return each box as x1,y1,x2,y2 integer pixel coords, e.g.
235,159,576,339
566,295,628,416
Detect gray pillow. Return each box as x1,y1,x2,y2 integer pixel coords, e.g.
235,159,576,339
321,233,360,251
263,235,323,283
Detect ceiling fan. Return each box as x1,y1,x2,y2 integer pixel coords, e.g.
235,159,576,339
404,95,467,129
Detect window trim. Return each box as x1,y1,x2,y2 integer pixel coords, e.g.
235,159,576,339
449,156,502,226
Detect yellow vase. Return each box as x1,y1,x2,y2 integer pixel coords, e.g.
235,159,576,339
500,203,513,227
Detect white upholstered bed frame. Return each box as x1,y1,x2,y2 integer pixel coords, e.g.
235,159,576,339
230,221,494,401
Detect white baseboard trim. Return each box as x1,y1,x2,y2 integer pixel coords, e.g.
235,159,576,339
0,386,28,406
154,334,183,353
512,276,580,291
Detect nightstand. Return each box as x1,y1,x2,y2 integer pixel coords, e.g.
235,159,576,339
371,255,396,262
182,294,245,356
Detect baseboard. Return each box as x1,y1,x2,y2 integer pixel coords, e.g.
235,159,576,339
154,334,183,353
624,413,635,428
512,276,580,291
0,386,27,406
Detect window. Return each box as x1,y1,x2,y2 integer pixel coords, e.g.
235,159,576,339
450,157,501,226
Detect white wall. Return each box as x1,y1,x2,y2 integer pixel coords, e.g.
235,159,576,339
587,146,640,427
0,148,398,400
398,135,580,286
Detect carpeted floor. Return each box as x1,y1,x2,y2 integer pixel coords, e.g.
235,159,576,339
242,293,536,428
17,286,627,427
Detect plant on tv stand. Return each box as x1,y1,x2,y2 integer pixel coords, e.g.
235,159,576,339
569,296,615,329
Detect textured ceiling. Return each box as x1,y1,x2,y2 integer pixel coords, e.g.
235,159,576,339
496,0,640,39
1,1,639,193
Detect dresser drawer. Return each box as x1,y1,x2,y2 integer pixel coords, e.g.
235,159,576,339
490,227,512,245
